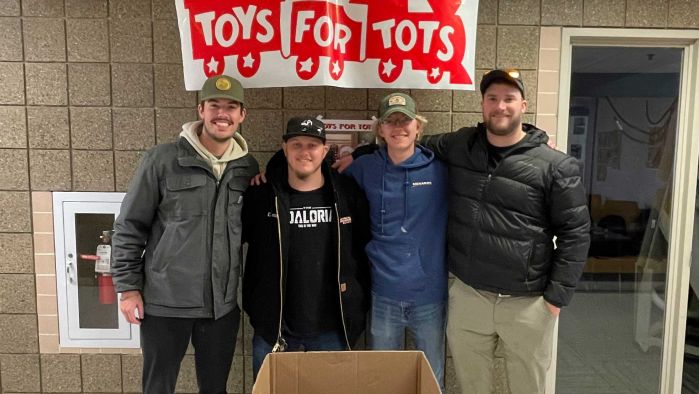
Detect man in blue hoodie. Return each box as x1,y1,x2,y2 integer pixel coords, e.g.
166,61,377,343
344,93,448,390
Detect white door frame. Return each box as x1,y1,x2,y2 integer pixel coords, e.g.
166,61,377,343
53,192,139,348
556,28,699,393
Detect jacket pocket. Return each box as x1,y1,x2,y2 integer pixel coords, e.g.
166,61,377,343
149,222,174,272
227,181,246,234
224,181,247,302
520,240,535,291
164,175,207,217
367,238,427,292
144,216,207,308
145,267,204,308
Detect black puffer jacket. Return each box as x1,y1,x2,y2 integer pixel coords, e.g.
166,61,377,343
422,123,590,307
241,151,371,348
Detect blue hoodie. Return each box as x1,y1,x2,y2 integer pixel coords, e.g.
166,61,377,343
345,145,448,304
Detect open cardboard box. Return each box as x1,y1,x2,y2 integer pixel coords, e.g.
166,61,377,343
253,350,440,394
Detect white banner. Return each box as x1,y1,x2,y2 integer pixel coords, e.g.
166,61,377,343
175,0,479,90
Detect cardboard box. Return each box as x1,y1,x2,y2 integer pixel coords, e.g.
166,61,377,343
253,350,440,394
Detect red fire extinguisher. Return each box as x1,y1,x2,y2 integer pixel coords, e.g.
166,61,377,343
80,230,116,305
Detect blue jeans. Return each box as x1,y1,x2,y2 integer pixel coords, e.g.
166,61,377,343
369,293,446,391
252,330,346,380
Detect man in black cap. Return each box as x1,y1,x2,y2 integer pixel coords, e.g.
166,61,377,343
112,74,258,393
335,69,590,393
241,116,371,380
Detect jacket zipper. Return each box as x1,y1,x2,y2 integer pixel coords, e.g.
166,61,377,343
271,197,287,352
334,202,351,349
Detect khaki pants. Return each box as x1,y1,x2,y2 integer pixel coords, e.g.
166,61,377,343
446,279,556,394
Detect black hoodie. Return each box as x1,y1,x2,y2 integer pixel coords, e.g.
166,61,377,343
241,150,371,348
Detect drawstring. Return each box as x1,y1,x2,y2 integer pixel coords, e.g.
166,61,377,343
401,168,409,233
381,152,411,234
380,155,387,235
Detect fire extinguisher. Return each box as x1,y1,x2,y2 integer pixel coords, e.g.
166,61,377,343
80,230,116,305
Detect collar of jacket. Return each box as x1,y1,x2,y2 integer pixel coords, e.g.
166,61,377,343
265,149,340,202
475,122,549,150
175,137,253,178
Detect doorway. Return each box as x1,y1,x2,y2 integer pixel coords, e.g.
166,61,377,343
555,29,699,394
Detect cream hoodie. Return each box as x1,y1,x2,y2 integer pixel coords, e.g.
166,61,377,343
179,120,250,180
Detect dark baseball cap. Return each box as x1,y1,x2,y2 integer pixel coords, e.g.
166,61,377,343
199,75,245,104
480,69,525,98
283,117,326,143
378,93,417,121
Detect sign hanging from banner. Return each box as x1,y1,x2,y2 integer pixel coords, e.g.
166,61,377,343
175,0,479,91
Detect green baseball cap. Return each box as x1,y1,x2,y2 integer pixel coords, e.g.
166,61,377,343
378,93,417,121
199,75,245,104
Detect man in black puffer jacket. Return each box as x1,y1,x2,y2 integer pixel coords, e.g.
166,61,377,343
423,69,591,394
336,69,590,394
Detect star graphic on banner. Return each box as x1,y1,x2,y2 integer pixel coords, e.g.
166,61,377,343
207,57,219,73
382,59,396,76
331,60,342,76
299,58,314,73
242,53,255,68
430,67,441,79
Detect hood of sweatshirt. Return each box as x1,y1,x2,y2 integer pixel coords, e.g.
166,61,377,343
179,120,250,179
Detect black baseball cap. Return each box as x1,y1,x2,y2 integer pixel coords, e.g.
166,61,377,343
480,69,525,98
283,117,326,143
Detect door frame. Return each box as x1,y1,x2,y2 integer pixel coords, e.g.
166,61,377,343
556,28,699,393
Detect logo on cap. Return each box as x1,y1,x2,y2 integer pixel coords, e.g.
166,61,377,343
215,77,231,91
388,95,406,106
301,119,313,127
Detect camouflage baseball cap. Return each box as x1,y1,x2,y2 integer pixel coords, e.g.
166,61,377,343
378,93,417,121
199,75,245,104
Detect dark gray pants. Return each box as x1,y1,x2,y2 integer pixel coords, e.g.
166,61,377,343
140,307,240,394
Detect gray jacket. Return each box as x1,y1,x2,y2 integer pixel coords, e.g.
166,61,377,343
112,137,259,319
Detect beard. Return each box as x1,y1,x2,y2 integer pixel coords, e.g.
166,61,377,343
288,162,322,180
484,112,522,137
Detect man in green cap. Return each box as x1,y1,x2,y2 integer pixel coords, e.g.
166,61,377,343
112,74,258,393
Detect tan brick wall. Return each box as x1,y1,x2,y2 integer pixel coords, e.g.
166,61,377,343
1,0,699,392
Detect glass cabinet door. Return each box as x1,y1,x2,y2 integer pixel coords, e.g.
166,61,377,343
62,202,127,339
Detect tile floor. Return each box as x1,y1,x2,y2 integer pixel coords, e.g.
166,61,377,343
556,289,699,393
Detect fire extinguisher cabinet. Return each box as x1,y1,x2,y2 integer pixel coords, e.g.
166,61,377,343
53,192,139,348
